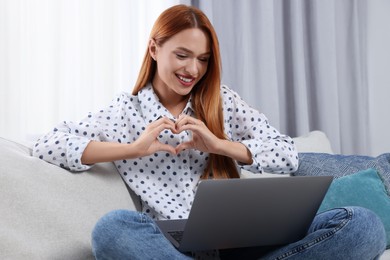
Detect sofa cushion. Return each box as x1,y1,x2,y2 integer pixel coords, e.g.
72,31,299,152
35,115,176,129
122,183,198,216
0,137,135,260
318,168,390,249
293,153,390,190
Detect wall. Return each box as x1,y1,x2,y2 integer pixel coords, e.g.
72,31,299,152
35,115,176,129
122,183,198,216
367,0,390,155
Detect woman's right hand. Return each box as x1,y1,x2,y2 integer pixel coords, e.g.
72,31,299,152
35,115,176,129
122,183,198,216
132,116,178,157
81,117,177,165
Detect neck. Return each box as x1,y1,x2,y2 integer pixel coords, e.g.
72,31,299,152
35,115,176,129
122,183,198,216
152,80,190,118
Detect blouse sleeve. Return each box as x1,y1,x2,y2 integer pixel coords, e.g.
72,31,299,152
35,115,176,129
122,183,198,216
221,85,299,174
32,93,129,172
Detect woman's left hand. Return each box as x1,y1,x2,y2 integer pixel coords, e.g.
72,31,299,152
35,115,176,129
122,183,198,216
174,114,222,154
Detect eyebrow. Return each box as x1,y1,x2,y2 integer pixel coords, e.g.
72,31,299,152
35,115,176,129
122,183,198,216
175,47,210,56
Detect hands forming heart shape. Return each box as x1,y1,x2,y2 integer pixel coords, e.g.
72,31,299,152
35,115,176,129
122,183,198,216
134,114,221,157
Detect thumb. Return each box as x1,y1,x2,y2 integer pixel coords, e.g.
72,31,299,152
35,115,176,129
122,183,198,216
156,143,177,155
175,141,193,154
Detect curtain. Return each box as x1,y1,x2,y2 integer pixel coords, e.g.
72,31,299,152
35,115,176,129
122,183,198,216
196,0,369,155
0,0,177,143
1,0,384,156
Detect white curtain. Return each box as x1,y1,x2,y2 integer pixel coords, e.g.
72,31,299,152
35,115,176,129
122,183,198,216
2,0,389,156
0,0,178,143
197,0,371,155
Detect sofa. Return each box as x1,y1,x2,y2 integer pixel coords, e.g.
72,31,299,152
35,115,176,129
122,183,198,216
1,131,389,259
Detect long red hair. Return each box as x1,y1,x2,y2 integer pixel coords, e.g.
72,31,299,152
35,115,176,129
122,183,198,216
133,5,239,179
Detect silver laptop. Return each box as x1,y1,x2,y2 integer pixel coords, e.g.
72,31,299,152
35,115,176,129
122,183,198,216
155,176,332,252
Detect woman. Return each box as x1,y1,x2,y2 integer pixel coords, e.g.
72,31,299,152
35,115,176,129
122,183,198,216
33,4,386,259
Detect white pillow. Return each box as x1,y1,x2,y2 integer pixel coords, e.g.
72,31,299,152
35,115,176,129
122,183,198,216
293,130,333,154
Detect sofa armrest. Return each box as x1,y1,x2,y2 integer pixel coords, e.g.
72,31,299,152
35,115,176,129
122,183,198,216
0,137,134,259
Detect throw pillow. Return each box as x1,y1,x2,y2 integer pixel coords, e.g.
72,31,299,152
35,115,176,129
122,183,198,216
293,153,390,191
318,168,390,248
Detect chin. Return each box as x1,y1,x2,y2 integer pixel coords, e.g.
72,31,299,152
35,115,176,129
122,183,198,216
174,84,195,96
176,89,193,97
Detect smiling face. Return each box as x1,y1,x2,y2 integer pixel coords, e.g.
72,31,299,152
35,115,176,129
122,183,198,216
150,28,210,104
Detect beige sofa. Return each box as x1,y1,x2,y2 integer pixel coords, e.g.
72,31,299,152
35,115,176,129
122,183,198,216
0,131,388,259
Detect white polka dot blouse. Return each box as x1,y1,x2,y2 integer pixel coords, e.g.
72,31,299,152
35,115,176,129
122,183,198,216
33,84,298,220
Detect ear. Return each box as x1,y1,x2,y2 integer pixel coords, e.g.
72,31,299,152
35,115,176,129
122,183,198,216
149,39,157,61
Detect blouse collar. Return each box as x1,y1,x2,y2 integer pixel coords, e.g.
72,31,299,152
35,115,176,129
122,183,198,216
137,83,194,124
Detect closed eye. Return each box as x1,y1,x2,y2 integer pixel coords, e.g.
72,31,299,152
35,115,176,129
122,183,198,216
175,53,188,60
198,56,210,63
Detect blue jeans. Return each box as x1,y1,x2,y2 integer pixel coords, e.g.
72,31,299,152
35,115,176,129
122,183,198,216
91,207,386,260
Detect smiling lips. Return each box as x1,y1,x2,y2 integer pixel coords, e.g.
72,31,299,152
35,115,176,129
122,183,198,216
177,74,195,86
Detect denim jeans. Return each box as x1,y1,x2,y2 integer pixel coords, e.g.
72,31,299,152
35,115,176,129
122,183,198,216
91,207,386,260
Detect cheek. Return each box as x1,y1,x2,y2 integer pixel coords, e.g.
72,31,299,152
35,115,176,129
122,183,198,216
199,63,208,77
158,59,175,79
164,57,183,74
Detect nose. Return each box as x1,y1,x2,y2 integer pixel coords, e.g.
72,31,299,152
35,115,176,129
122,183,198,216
184,59,199,76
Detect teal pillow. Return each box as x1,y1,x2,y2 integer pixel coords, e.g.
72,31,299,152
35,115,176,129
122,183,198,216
318,168,390,248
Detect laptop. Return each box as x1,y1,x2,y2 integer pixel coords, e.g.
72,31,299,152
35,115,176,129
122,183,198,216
155,176,332,252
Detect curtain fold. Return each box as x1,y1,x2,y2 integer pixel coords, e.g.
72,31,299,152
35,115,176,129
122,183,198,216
196,0,370,155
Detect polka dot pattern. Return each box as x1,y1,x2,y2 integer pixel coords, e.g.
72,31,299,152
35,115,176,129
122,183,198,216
221,85,298,174
33,84,298,220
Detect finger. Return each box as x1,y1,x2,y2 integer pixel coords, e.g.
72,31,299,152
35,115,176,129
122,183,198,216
148,116,176,129
156,143,177,155
175,115,200,129
159,117,178,133
176,123,202,135
175,142,193,154
161,116,177,126
176,120,203,135
150,121,176,136
176,114,198,125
